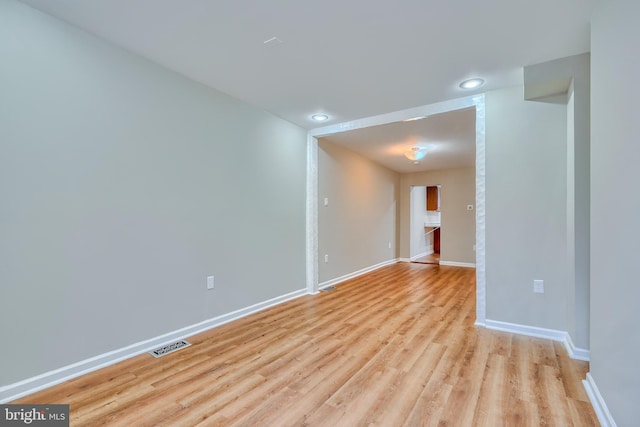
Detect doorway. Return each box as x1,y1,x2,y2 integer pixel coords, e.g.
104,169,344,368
306,94,486,324
410,185,441,265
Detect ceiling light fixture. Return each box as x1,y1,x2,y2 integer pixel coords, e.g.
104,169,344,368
404,147,427,162
311,113,329,122
459,78,485,90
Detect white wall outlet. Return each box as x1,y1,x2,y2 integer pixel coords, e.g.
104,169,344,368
207,276,215,290
324,254,329,263
324,197,329,207
533,279,544,294
388,241,392,249
467,204,474,211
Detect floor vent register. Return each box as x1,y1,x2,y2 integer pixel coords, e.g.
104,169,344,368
149,340,191,358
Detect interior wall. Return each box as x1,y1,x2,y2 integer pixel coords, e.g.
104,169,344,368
524,53,591,350
568,56,591,351
0,0,307,387
484,85,568,331
399,168,475,264
317,139,399,284
590,1,640,425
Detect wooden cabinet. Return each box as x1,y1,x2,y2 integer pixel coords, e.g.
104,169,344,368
426,186,439,211
434,228,440,253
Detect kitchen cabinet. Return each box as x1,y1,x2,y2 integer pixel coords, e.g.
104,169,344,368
426,186,439,211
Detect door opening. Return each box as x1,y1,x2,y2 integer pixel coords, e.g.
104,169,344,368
410,185,441,265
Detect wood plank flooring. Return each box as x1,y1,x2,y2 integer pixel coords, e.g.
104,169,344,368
14,263,598,426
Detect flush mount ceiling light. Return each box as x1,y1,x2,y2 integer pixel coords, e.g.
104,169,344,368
404,147,427,162
459,78,485,90
311,113,329,122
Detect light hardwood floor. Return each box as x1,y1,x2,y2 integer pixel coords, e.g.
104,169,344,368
14,263,598,426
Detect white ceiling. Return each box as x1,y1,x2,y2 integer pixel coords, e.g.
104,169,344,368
320,107,476,173
18,0,594,172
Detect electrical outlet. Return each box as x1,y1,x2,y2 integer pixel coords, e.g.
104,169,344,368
207,276,215,290
324,254,329,263
533,279,544,294
388,241,392,249
324,197,329,207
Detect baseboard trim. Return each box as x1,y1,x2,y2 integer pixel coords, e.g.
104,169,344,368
319,259,398,290
483,319,590,361
398,258,411,263
0,288,308,403
439,261,476,268
583,373,617,427
564,333,590,361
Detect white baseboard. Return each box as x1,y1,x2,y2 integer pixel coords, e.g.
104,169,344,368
439,261,476,268
0,288,308,403
398,258,411,263
483,319,590,361
564,333,590,361
583,373,617,427
319,259,398,290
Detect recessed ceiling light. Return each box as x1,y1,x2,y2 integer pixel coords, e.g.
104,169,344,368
311,114,329,122
459,78,485,90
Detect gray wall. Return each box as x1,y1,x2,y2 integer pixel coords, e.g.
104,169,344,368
0,0,307,386
591,1,640,425
317,139,399,284
485,86,569,331
524,53,591,350
399,168,475,264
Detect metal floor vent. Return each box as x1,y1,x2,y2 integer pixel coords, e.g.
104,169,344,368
320,286,336,292
149,340,191,358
